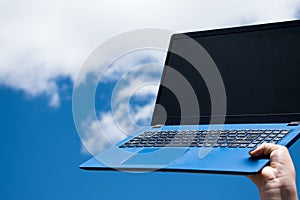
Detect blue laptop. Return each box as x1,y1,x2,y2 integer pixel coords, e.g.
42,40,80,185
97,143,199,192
80,20,300,174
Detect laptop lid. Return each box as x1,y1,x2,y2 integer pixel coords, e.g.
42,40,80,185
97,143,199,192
152,20,300,126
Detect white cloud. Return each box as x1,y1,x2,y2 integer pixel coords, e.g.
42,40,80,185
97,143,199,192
81,76,160,155
100,49,165,83
80,113,127,155
81,100,156,155
1,0,299,106
108,60,162,135
130,102,156,124
78,51,162,154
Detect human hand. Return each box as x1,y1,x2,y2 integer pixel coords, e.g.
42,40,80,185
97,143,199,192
248,143,298,200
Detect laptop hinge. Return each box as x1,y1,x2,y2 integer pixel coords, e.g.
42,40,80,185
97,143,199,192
152,124,164,128
287,121,300,126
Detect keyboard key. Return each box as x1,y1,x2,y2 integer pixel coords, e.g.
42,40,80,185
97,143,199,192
248,143,257,148
228,143,239,148
239,144,248,148
220,143,228,147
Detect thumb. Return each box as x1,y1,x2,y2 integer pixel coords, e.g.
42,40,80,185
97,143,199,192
249,143,278,158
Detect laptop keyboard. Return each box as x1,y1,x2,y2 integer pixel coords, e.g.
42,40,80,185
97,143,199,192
119,129,290,148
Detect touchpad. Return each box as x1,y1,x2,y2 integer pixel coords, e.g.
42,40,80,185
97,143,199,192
122,148,189,166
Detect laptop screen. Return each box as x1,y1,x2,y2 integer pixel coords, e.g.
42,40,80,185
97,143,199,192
152,20,300,125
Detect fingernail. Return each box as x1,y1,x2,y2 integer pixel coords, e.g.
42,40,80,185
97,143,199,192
248,148,256,155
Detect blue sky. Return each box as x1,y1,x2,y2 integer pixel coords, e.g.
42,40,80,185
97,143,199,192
1,86,300,200
1,1,300,199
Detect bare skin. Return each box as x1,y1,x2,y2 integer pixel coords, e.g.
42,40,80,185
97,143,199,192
248,143,298,200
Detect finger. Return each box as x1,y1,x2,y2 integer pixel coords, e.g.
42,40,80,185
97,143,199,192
249,143,279,157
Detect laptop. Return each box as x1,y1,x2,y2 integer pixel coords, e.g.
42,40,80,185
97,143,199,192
80,19,300,174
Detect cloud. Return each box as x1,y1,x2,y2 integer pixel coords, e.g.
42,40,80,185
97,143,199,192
100,50,165,84
1,0,300,106
81,99,157,155
80,113,127,155
80,61,162,154
72,47,164,154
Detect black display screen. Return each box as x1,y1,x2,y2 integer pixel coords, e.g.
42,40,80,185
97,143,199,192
152,20,300,125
